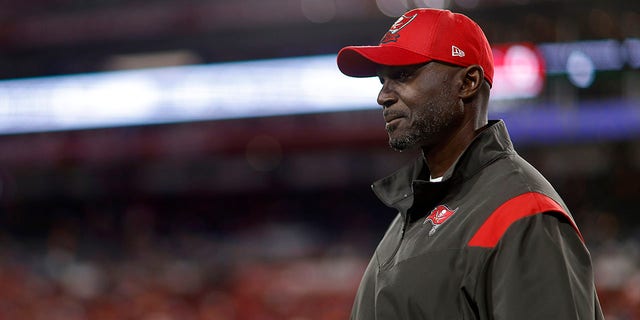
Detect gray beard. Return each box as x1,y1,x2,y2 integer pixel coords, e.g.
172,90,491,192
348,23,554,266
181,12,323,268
389,129,422,151
388,101,459,152
389,106,456,152
386,76,462,152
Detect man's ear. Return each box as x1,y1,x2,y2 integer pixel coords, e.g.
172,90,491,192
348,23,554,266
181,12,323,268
459,65,484,100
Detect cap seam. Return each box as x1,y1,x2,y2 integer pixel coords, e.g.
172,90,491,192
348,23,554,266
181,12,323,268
424,10,445,62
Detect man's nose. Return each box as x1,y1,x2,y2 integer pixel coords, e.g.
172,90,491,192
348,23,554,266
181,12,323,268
377,83,397,108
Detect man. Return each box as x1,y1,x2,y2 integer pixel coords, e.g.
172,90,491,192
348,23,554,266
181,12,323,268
336,8,604,320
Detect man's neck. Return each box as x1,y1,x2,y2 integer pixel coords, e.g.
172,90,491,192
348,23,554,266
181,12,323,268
421,119,483,178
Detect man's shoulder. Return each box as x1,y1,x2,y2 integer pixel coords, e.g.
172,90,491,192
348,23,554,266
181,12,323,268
465,152,568,214
475,152,554,192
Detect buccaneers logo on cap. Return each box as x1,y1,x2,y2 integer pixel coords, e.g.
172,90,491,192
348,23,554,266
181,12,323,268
424,205,458,236
380,13,417,44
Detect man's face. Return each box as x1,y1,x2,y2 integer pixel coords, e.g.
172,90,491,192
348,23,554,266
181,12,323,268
376,62,464,151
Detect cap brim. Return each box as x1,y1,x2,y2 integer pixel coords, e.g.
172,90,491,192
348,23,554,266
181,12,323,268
337,45,433,77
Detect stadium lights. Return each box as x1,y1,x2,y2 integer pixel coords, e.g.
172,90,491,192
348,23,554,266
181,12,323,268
0,56,379,134
0,39,636,135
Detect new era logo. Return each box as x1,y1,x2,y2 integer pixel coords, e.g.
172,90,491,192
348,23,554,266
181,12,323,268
452,45,465,57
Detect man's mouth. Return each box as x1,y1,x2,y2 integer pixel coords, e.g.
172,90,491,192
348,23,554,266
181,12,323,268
385,117,404,132
383,111,405,124
385,117,403,124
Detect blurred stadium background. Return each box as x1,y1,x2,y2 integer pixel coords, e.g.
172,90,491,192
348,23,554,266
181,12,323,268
0,0,638,319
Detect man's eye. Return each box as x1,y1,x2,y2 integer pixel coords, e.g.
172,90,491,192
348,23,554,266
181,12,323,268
378,68,413,84
395,70,411,81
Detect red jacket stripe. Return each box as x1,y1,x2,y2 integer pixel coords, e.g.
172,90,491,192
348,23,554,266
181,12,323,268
467,192,584,248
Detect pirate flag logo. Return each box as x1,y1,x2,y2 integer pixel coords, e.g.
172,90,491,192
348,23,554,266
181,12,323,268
424,204,458,236
380,13,417,44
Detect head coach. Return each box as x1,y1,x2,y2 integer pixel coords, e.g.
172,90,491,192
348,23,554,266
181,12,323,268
336,8,604,320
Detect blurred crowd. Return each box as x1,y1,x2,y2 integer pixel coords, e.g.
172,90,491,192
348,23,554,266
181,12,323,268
0,141,638,320
0,227,639,320
0,198,638,319
0,224,363,320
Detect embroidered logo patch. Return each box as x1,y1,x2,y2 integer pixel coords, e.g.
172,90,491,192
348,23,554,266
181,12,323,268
451,45,465,57
380,13,417,44
424,205,458,236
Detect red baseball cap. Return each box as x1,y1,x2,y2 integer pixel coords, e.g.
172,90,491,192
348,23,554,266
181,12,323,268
337,8,494,85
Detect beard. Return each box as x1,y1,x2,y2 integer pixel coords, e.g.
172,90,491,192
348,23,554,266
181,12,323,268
388,93,461,151
388,127,424,151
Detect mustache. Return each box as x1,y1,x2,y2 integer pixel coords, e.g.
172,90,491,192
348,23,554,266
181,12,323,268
383,110,407,121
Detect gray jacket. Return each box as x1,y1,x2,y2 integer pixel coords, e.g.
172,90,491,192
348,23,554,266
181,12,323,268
351,120,604,320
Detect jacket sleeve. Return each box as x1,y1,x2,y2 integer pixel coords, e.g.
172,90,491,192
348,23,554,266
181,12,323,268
484,213,604,320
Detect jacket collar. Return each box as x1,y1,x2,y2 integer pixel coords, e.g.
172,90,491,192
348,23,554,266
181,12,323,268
371,120,516,210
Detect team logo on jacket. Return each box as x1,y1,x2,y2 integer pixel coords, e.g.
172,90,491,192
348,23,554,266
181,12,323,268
424,205,458,236
380,13,417,44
